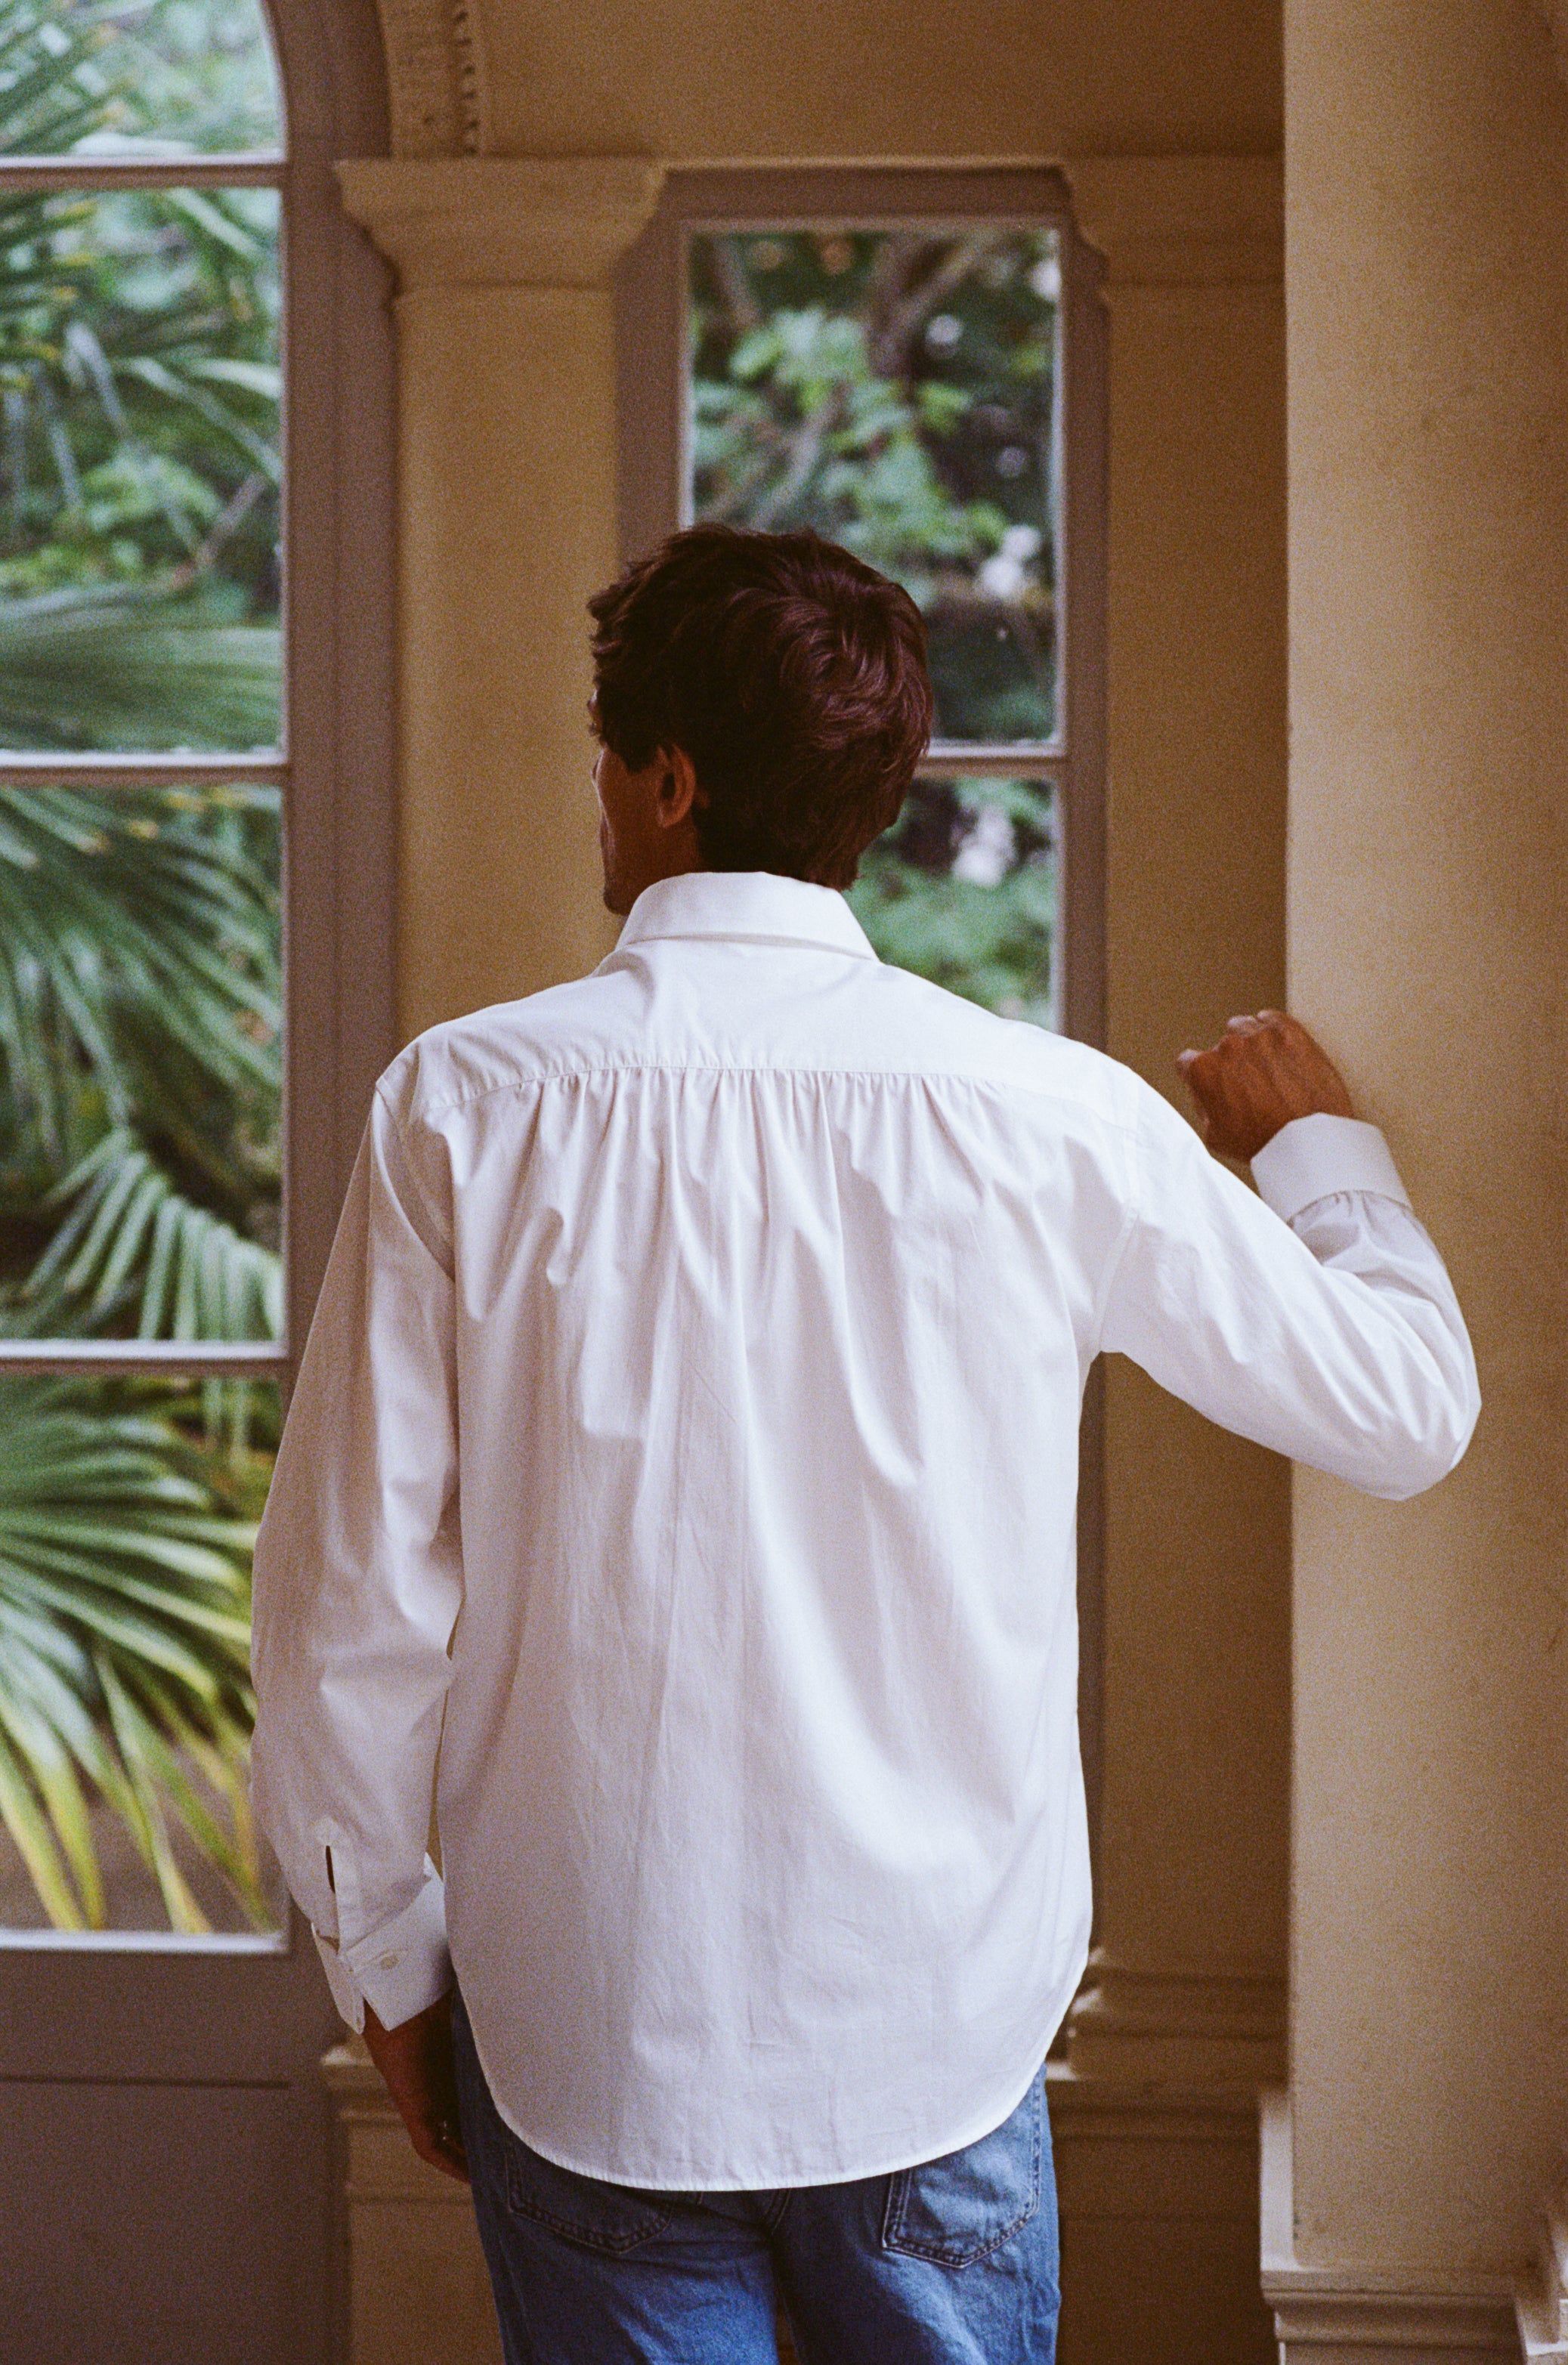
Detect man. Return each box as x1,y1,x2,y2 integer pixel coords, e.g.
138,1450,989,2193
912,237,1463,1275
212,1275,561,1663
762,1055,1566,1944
251,526,1478,2365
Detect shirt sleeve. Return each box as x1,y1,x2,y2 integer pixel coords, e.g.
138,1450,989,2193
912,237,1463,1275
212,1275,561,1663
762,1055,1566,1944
1099,1096,1480,1500
249,1080,462,2032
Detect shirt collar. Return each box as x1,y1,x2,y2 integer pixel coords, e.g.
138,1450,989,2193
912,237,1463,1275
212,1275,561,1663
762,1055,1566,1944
615,870,877,961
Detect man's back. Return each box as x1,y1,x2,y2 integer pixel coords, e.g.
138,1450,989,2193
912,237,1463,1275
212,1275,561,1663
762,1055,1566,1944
252,869,1477,2193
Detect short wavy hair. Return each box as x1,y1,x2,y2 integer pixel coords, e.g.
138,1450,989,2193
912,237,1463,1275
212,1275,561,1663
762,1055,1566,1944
588,525,932,889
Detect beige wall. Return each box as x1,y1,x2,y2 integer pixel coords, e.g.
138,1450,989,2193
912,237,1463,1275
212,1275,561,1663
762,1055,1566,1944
483,0,1281,161
393,277,622,1037
1285,0,1568,2279
1095,246,1290,2015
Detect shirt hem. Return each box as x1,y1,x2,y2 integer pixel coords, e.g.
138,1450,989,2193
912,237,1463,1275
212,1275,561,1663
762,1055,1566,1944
461,1953,1086,2193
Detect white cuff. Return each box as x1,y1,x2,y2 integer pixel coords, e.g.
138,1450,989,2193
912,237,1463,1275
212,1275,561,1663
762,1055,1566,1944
313,1858,452,2033
1251,1113,1411,1223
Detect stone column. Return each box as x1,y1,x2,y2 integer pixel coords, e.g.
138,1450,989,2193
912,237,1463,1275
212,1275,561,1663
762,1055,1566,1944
336,157,663,1039
1061,155,1291,2094
1263,5,1568,2355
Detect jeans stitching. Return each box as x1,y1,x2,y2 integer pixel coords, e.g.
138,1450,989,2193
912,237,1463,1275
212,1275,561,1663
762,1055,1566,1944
502,2145,679,2255
880,2082,1043,2268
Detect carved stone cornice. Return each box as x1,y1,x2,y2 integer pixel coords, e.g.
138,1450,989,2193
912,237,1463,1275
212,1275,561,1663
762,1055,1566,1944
373,0,490,156
335,157,665,290
1062,154,1283,286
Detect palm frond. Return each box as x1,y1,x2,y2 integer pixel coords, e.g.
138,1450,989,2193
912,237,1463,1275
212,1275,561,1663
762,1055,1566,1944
0,598,280,753
26,1124,281,1339
0,771,280,1159
0,1374,267,1928
0,0,115,160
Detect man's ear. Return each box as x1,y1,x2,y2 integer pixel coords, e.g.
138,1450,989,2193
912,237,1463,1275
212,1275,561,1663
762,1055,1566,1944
654,745,701,832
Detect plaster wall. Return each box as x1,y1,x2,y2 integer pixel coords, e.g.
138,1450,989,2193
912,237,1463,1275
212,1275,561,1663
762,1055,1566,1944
1285,0,1568,2273
481,0,1282,163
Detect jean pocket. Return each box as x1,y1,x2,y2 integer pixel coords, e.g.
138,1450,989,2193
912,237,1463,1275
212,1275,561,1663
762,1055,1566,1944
502,2135,679,2256
882,2072,1044,2268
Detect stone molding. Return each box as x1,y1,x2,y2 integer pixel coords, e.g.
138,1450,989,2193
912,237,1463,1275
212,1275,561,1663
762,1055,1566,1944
335,156,666,290
1060,153,1283,284
372,0,490,156
1515,2182,1568,2361
1260,2091,1520,2363
1065,1949,1286,2085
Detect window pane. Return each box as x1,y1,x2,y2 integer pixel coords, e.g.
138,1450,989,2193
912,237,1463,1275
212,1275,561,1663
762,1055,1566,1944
2,0,283,157
0,185,281,753
847,776,1057,1028
688,227,1060,744
0,1368,283,1934
0,776,282,1345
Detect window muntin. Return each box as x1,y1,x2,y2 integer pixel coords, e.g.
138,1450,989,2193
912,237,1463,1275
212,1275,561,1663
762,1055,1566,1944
0,0,287,1936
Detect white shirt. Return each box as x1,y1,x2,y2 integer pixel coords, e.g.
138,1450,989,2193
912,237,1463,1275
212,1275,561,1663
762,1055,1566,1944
250,870,1478,2190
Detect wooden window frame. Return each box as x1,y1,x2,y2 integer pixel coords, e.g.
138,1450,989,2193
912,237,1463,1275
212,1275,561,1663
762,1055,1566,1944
0,3,396,1915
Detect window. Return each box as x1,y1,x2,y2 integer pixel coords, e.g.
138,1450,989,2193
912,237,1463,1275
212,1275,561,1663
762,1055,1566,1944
617,168,1106,1046
617,168,1107,1863
0,0,394,1942
2,5,389,2346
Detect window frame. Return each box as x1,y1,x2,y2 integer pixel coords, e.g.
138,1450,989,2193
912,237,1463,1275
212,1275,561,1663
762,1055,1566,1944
0,6,397,1937
0,42,396,1387
616,165,1106,1047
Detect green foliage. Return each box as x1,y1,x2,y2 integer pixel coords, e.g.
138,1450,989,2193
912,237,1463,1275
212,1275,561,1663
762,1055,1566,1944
691,227,1058,744
847,778,1056,1027
691,229,1060,1019
2,2,283,750
0,2,283,1928
0,1374,270,1930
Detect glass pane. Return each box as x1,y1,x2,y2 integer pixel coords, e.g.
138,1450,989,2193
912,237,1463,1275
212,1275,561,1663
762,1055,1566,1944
848,776,1057,1028
688,227,1060,744
0,776,282,1345
2,0,283,156
0,185,281,752
0,1368,283,1934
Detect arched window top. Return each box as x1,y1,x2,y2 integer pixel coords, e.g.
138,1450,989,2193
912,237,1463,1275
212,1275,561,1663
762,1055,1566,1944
3,0,283,156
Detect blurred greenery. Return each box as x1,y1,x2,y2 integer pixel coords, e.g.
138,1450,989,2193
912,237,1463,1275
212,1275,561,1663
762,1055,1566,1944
0,0,282,1928
691,230,1061,1026
2,0,282,750
691,227,1059,746
0,1373,275,1931
847,777,1056,1028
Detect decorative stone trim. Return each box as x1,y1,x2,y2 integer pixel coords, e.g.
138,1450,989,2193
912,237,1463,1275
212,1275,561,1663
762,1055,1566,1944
1060,153,1283,285
373,0,490,156
335,156,666,290
1065,1950,1286,2086
1260,2091,1520,2363
1515,2183,1568,2362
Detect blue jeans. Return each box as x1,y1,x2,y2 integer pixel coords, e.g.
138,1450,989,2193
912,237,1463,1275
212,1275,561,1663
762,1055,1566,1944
453,1991,1059,2365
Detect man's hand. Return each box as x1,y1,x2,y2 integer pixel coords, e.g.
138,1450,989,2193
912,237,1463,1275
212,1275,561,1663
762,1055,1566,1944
361,1990,470,2185
1177,1009,1354,1162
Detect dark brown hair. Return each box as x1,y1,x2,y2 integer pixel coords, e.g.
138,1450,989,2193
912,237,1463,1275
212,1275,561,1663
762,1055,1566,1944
588,525,932,889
